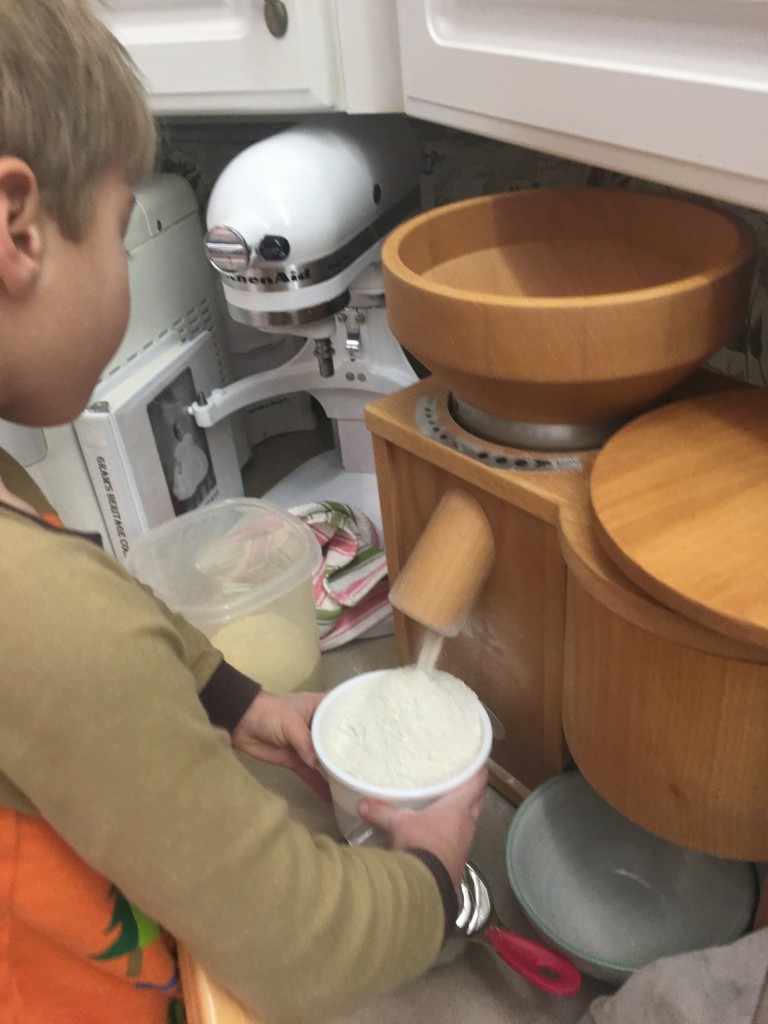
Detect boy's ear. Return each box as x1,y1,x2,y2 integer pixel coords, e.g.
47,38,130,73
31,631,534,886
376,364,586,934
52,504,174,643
0,157,44,299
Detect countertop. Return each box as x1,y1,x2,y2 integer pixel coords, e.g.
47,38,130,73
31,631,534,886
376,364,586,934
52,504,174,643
239,633,612,1024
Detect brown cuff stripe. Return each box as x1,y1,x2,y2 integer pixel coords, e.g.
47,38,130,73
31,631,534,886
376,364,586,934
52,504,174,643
199,662,261,734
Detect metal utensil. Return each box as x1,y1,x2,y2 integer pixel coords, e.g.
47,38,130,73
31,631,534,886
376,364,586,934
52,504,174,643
439,862,582,997
343,830,580,994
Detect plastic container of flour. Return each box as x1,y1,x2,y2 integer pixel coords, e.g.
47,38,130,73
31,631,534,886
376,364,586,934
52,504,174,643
126,498,322,692
312,668,493,844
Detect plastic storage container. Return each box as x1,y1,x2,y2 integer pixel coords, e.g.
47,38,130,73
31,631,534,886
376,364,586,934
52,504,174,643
127,498,323,692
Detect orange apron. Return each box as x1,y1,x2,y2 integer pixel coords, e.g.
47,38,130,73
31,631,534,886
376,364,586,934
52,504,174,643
0,807,183,1023
0,511,183,1021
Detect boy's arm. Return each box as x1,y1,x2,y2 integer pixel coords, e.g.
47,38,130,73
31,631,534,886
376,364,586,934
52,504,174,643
0,520,447,1023
1,447,261,735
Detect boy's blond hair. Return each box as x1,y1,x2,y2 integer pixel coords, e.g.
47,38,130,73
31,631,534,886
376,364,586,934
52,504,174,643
0,0,157,239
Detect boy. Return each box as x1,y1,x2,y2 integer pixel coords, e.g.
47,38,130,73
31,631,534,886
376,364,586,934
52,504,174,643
0,2,487,1023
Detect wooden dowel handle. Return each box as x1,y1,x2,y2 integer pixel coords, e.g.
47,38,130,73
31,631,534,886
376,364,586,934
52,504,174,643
389,488,494,637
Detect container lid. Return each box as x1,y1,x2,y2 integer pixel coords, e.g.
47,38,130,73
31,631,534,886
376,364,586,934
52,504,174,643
126,498,322,626
590,388,768,649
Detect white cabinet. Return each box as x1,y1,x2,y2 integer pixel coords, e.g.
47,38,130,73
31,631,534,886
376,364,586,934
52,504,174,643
396,0,768,211
99,0,402,115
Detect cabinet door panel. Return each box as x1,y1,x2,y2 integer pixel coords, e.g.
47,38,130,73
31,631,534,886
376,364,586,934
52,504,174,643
397,0,768,209
100,0,339,114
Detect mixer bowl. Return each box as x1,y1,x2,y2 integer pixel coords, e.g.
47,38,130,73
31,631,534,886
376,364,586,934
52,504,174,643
382,188,756,430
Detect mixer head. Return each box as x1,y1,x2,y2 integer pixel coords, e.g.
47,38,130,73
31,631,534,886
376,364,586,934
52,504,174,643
204,115,421,338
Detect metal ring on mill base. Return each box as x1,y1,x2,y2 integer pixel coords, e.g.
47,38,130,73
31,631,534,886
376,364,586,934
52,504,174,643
413,396,582,473
450,394,627,452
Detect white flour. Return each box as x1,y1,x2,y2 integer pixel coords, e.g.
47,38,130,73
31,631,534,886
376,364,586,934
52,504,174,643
326,663,483,789
416,629,444,674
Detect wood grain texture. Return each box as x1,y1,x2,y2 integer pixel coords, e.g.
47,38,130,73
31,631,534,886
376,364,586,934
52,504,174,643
367,375,768,860
178,945,261,1024
562,571,768,859
369,388,576,790
365,382,597,525
389,487,495,636
591,387,768,649
382,188,755,424
559,514,768,664
559,517,768,858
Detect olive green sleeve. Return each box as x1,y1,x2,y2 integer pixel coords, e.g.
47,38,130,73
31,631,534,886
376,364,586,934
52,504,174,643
0,513,445,1022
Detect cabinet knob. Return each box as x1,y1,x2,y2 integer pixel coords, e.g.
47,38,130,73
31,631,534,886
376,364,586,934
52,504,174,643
263,0,288,39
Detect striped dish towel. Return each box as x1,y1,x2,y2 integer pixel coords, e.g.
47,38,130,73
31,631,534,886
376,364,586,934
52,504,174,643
289,501,391,650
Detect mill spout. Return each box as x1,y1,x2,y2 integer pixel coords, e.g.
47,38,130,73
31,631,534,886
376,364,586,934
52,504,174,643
389,488,495,638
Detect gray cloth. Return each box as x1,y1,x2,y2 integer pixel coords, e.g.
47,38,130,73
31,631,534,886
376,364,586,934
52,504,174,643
578,929,768,1024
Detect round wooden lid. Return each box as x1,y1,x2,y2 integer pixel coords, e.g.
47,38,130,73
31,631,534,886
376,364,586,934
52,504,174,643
590,387,768,648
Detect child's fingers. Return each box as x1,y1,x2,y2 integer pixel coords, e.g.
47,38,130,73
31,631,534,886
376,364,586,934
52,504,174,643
356,797,400,831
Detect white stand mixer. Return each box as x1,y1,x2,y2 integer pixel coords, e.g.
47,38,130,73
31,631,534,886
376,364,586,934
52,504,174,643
189,115,422,526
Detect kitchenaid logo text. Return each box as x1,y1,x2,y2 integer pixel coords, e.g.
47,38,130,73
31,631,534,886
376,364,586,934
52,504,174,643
96,455,129,555
225,268,311,286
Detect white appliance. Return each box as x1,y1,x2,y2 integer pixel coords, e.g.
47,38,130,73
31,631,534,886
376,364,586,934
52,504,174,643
0,119,425,562
191,115,422,522
0,174,242,559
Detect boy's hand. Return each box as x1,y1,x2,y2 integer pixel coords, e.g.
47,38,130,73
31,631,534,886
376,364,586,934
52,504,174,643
357,768,488,888
232,691,331,801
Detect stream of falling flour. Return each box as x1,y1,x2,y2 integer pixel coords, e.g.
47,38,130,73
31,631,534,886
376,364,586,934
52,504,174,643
416,628,445,673
416,627,504,741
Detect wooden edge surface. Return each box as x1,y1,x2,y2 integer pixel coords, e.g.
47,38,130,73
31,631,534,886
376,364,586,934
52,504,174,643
178,944,262,1024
